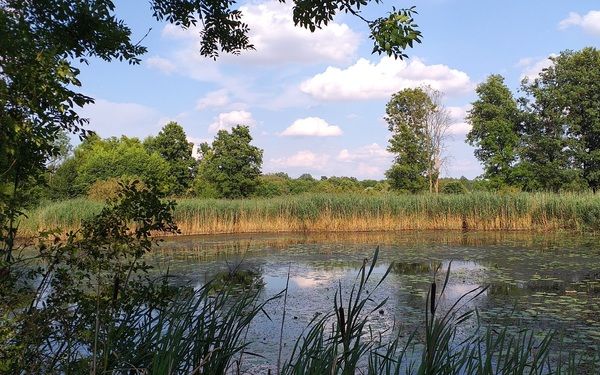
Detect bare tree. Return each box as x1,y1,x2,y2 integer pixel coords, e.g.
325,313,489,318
423,88,451,193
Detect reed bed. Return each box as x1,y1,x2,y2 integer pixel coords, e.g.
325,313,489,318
18,192,600,237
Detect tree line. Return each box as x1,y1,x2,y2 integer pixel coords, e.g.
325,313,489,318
467,48,600,192
383,47,600,194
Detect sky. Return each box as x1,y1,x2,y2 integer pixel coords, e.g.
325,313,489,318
75,0,600,180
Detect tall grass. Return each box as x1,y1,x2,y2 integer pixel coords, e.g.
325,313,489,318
19,192,600,237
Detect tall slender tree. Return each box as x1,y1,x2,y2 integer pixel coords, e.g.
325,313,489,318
466,75,521,189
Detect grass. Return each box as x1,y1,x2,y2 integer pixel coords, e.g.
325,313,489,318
18,192,600,237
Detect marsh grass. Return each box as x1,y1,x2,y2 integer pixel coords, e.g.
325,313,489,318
19,192,600,237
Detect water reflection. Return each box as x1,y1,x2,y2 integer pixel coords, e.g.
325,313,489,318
148,231,600,371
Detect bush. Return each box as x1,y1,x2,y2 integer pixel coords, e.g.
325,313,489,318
442,181,468,194
87,177,144,201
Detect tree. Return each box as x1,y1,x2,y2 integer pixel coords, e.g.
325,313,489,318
423,89,451,193
466,75,521,189
197,126,263,199
144,122,196,195
1,0,421,260
49,136,174,197
521,48,600,191
385,87,450,193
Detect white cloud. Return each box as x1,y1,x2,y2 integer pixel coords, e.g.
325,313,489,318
78,99,163,138
270,150,329,169
447,122,471,136
518,55,557,81
337,143,391,162
160,1,359,66
281,117,342,137
237,2,359,64
208,110,255,132
300,57,473,101
446,105,472,136
146,56,177,74
196,89,230,110
559,10,600,35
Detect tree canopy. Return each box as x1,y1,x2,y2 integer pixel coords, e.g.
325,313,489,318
466,75,521,189
467,48,600,192
197,125,263,199
385,87,450,193
144,122,197,195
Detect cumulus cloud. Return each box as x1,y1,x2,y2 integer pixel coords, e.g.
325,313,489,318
208,110,255,132
300,57,473,101
78,99,163,138
270,150,330,169
281,117,342,137
446,105,472,136
559,10,600,35
196,90,231,110
517,55,557,81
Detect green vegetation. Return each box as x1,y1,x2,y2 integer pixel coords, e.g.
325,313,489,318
386,87,450,193
195,125,263,199
2,188,595,373
19,192,600,237
467,48,600,192
143,122,197,195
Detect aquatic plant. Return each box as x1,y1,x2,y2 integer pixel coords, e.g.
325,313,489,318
19,192,600,237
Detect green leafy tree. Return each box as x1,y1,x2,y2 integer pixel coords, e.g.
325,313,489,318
144,122,196,195
197,126,263,199
49,136,173,197
521,48,600,191
466,75,522,189
385,88,433,193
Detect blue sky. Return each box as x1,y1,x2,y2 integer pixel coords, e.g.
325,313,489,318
76,0,600,179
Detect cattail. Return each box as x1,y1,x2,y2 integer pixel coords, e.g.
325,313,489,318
338,306,346,340
112,275,120,308
430,282,436,315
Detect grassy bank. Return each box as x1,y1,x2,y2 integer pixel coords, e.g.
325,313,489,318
18,192,600,237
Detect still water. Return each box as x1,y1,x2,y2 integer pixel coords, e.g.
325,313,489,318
149,231,600,370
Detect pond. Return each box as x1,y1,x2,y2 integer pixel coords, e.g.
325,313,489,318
149,231,600,372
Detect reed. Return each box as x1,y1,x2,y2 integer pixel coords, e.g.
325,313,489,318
18,192,600,237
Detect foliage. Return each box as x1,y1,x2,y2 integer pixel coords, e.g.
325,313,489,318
385,87,450,193
466,75,521,189
144,122,197,195
441,180,468,194
1,182,279,374
57,136,173,195
87,177,145,201
197,125,263,199
521,48,600,192
467,48,600,193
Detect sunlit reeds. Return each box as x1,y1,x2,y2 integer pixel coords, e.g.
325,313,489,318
19,192,600,237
